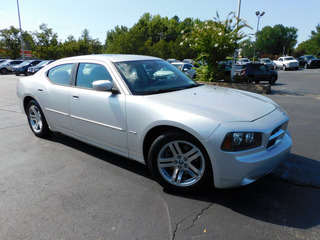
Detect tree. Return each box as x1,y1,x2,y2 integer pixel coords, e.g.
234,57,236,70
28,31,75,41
33,24,60,59
0,26,34,58
182,12,250,81
256,24,298,56
295,24,320,57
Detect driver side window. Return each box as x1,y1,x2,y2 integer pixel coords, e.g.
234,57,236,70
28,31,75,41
76,63,113,89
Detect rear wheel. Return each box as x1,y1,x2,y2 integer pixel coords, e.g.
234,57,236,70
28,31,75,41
269,76,276,85
248,77,254,83
148,131,212,192
26,100,51,138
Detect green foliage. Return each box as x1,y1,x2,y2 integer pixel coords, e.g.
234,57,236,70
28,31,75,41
104,13,197,60
0,26,34,58
256,24,298,56
182,12,250,81
295,24,320,57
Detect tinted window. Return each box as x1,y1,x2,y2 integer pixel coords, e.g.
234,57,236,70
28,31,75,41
47,64,73,85
114,60,195,95
76,63,113,89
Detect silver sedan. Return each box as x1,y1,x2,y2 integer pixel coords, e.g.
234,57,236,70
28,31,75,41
17,54,292,192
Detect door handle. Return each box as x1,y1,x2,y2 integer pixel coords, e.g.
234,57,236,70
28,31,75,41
37,88,43,92
72,95,79,100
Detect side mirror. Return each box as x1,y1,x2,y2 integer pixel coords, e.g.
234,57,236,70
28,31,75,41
183,68,188,72
92,80,113,91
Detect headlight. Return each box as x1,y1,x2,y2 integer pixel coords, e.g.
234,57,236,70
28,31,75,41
221,132,262,152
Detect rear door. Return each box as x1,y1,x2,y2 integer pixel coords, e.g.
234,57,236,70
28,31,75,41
35,63,74,134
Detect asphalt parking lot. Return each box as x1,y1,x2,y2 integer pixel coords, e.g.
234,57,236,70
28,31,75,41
0,69,320,240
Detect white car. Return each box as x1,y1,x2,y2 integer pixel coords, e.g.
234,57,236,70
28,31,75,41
236,58,251,65
171,62,196,79
273,56,299,70
17,54,292,192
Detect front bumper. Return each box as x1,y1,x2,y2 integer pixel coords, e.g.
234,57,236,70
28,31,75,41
203,108,292,189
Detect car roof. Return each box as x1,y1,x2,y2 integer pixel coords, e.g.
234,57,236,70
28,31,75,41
60,54,161,63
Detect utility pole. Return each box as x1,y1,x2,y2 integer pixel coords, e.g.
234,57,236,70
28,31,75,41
230,0,241,82
253,11,265,62
17,0,25,60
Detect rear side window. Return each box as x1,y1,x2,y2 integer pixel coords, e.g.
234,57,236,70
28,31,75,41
76,63,113,89
47,64,73,85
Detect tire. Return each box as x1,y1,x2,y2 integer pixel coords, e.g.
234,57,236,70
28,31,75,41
269,76,276,85
26,100,51,138
283,65,287,71
304,63,308,69
254,80,260,84
15,72,20,76
274,64,277,70
148,131,212,192
0,68,8,74
24,71,29,76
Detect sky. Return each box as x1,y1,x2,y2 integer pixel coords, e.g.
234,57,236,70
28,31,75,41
1,0,319,47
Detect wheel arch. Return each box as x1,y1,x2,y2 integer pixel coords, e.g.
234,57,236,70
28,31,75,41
142,125,210,166
23,96,40,114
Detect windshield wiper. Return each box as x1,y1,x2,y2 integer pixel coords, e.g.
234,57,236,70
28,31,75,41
144,83,203,95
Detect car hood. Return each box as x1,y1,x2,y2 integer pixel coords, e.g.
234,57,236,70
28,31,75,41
145,84,277,123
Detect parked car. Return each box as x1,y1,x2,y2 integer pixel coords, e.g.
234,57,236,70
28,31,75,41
273,56,299,70
257,58,274,70
171,62,196,79
17,54,292,192
297,55,320,69
182,59,194,64
167,58,179,63
0,58,9,64
236,58,251,65
27,60,54,75
235,63,278,85
12,60,42,76
0,59,24,74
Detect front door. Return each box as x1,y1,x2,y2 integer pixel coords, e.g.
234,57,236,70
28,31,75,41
69,63,128,155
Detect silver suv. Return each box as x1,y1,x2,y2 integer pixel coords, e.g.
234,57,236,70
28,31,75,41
0,60,24,74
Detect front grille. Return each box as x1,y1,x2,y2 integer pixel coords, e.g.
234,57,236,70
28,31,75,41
267,123,287,149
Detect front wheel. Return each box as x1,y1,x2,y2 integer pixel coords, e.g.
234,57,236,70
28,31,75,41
26,100,51,138
0,68,8,74
304,63,308,69
148,131,212,192
282,65,287,71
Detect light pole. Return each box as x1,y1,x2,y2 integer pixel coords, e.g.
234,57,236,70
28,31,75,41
230,0,241,82
253,11,265,62
16,0,25,60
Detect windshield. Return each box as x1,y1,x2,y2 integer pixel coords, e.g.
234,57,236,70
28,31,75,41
239,59,249,62
37,60,51,67
114,60,197,95
284,57,294,61
305,55,315,60
235,65,246,70
172,64,184,71
0,60,11,65
261,59,271,63
19,61,31,67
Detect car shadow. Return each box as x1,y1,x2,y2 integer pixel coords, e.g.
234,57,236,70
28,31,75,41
47,133,320,230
